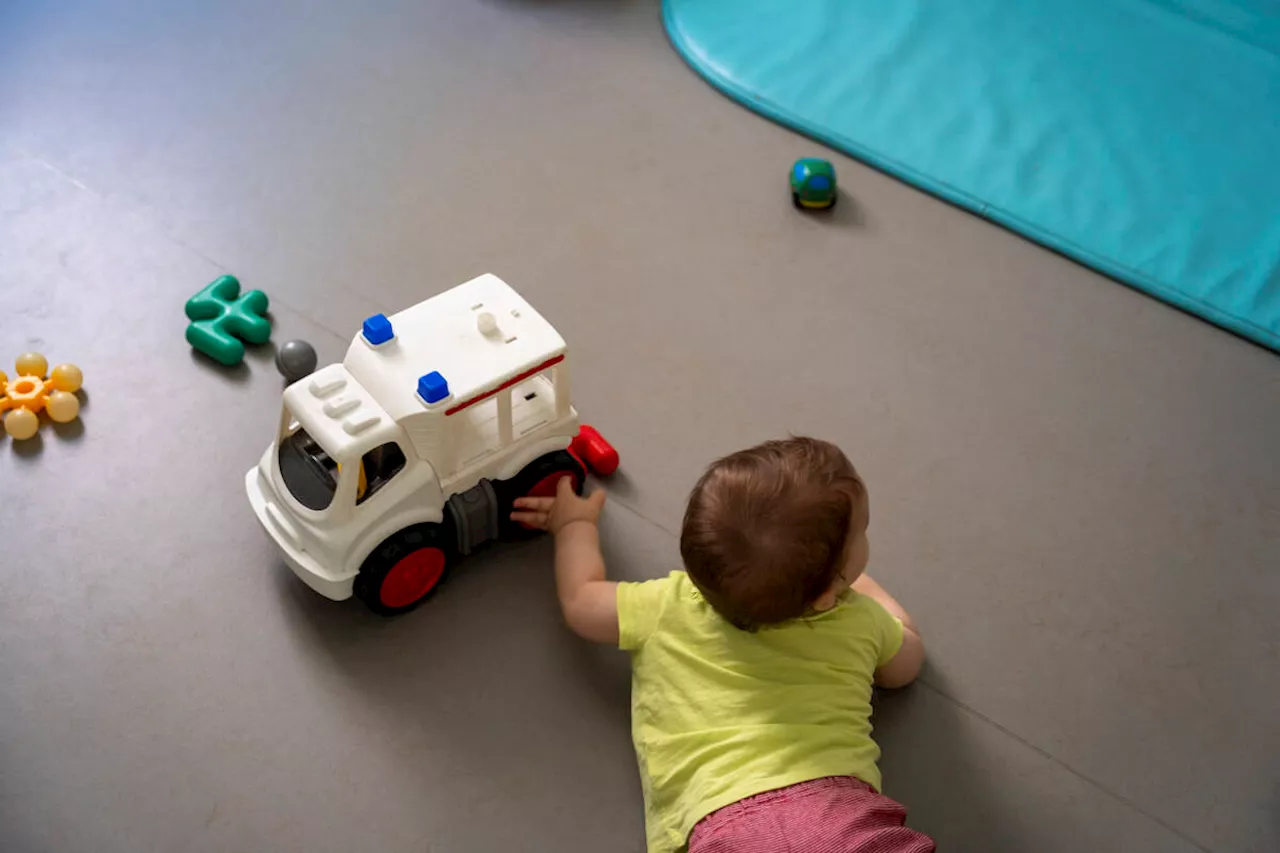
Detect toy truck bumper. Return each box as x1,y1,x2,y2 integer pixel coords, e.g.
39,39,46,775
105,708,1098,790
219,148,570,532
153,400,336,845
244,464,355,601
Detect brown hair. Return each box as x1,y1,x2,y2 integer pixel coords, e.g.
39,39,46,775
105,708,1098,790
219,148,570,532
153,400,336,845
680,437,867,631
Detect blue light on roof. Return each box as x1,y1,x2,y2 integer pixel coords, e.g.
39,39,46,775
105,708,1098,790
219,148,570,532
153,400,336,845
793,162,807,181
809,175,831,190
417,371,450,404
362,313,394,346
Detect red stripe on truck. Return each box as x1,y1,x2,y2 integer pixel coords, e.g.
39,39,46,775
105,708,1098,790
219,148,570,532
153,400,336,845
444,355,565,416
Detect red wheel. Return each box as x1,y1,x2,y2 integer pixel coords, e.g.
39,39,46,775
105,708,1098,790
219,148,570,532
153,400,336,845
498,450,586,538
379,547,446,609
525,470,581,499
515,470,582,530
354,522,455,615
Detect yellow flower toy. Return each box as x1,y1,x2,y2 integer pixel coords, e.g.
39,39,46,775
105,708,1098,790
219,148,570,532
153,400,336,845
0,352,84,440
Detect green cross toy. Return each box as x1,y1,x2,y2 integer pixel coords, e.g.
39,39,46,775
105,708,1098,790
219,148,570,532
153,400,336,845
185,275,272,366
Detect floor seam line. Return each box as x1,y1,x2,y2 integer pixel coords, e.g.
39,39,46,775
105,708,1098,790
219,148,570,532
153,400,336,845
601,497,680,540
11,146,369,345
912,680,1215,853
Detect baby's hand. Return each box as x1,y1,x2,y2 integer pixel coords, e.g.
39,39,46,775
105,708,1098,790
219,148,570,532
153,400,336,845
511,475,606,535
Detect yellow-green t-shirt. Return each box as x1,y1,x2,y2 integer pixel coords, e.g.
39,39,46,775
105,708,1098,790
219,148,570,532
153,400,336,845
617,570,904,853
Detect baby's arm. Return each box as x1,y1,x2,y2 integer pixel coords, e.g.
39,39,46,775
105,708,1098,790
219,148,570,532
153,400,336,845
852,574,925,689
511,477,619,644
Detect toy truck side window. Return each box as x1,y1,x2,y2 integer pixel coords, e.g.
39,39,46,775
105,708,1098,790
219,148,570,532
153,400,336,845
355,442,407,505
447,365,564,470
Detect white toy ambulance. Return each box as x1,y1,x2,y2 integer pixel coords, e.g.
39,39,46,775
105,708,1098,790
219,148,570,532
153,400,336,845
245,273,617,615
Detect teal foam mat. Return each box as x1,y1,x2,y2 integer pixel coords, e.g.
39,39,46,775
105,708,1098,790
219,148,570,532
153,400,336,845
664,1,1280,351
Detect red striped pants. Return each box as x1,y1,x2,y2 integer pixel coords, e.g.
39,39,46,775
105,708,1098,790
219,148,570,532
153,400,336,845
688,776,936,853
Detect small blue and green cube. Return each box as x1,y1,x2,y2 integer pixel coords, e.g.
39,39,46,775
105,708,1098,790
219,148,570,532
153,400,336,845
790,157,837,210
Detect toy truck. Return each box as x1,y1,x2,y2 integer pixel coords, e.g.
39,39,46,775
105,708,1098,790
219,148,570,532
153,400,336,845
245,273,618,615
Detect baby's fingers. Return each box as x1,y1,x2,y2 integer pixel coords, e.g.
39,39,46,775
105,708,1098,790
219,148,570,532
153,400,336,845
509,510,549,529
555,475,579,500
512,496,556,511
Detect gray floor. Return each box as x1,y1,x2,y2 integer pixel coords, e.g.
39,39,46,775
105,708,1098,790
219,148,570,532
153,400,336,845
1,2,1277,851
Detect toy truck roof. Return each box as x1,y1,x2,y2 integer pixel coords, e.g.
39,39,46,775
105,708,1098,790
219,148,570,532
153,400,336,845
342,274,567,423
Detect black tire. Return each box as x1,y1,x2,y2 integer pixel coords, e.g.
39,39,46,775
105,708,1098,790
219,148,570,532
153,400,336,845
495,450,587,539
792,191,802,209
354,522,456,616
826,192,837,210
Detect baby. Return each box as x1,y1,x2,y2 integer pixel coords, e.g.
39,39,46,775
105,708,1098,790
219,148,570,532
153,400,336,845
512,436,934,853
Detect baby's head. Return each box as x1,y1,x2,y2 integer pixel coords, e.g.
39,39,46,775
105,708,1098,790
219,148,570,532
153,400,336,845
680,437,869,631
